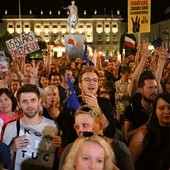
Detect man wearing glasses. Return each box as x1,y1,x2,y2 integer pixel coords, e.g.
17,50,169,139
78,66,121,140
61,66,120,147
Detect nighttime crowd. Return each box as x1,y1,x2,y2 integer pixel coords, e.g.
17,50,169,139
0,39,169,170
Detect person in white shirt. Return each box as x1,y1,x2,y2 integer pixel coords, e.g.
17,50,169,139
3,84,62,170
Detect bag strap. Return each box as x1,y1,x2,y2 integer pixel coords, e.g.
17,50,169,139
16,119,20,137
11,119,20,170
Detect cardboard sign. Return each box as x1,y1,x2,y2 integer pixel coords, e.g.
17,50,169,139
5,31,40,58
128,0,151,33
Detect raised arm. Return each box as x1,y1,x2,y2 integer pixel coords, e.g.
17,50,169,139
154,43,169,94
128,43,151,97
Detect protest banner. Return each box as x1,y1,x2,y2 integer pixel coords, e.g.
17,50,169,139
5,31,40,58
128,0,151,33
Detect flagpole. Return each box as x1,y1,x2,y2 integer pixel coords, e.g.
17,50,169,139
18,0,22,33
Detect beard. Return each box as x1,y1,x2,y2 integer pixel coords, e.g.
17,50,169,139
21,104,41,118
143,95,155,103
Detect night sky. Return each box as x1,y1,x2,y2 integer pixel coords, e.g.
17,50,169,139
1,0,170,23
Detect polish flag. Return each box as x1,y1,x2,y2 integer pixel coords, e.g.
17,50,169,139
124,36,135,49
68,36,79,48
68,38,76,46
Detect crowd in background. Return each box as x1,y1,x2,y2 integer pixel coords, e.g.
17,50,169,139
0,41,169,170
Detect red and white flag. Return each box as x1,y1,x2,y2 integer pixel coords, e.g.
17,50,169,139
68,38,76,46
68,35,79,48
124,36,135,49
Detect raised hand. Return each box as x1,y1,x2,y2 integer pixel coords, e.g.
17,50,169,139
141,42,152,58
158,42,169,60
131,16,140,33
30,60,40,79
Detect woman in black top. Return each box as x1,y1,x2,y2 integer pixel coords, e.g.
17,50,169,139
129,93,170,170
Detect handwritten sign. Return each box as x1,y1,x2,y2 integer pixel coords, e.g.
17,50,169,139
0,51,8,72
5,31,40,58
128,0,151,33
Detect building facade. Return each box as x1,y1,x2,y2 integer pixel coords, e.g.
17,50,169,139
2,14,127,56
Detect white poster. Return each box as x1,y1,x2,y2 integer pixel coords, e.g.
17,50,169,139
5,31,40,58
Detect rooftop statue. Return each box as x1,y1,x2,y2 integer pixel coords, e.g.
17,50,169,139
63,1,78,29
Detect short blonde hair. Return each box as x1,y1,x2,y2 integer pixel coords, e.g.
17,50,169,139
62,134,116,170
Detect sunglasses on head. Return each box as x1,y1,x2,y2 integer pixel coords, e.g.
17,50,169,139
78,106,99,117
82,131,106,140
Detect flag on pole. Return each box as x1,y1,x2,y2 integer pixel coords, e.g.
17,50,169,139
111,8,113,19
124,36,135,49
66,75,80,111
82,41,94,66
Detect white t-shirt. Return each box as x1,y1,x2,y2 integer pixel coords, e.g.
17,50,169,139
3,116,58,170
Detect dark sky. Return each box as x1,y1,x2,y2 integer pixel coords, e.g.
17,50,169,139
1,0,170,23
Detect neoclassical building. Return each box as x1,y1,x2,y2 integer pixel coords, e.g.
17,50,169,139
2,12,127,56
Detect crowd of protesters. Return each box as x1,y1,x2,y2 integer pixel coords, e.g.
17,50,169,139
0,41,169,170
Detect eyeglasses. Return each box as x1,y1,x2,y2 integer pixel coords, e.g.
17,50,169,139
75,106,99,117
82,131,106,140
81,77,99,83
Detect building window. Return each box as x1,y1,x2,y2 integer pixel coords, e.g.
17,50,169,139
61,25,66,28
44,25,49,28
106,34,110,42
8,25,13,28
24,25,29,28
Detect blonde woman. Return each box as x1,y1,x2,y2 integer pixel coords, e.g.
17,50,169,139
59,105,134,170
42,85,60,120
62,133,117,170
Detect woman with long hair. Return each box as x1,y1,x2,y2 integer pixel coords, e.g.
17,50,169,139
129,93,170,170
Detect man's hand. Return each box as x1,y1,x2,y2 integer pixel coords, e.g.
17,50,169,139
52,136,62,148
83,93,99,108
10,135,30,152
